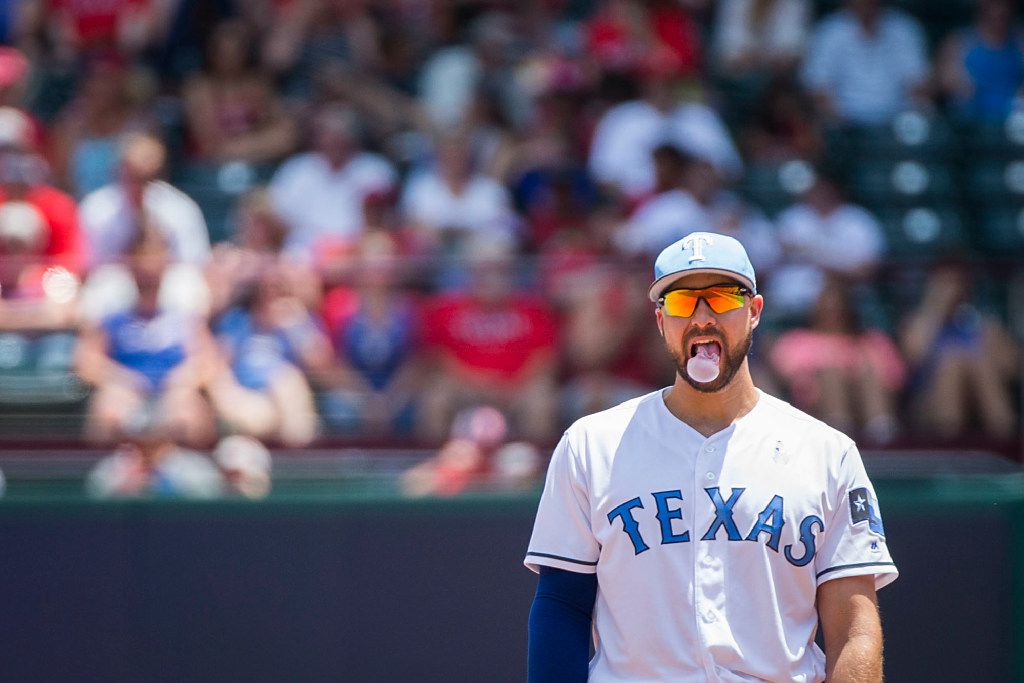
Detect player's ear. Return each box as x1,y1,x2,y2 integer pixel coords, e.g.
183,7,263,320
749,294,764,330
655,306,665,336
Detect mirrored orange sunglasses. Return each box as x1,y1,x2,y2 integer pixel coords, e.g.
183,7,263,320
658,284,751,318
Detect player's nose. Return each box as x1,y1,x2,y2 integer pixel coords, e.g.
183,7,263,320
690,298,719,326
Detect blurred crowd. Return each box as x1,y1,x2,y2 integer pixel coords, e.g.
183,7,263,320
0,0,1022,497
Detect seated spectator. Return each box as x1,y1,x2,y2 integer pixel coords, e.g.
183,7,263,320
801,0,929,125
268,103,397,261
770,281,905,444
0,148,85,277
0,201,80,331
85,405,224,499
584,0,702,78
320,233,423,435
615,144,780,273
182,18,297,164
936,0,1024,122
588,66,743,200
401,129,518,258
768,169,884,319
48,54,155,198
401,405,541,497
212,434,272,499
900,261,1020,442
419,242,559,442
712,0,811,77
79,132,210,267
41,0,157,63
205,262,330,447
741,75,823,162
74,228,216,447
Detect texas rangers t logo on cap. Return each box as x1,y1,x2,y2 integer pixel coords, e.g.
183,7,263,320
683,233,713,263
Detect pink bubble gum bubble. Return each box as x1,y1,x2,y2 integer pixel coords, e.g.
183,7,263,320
686,355,720,383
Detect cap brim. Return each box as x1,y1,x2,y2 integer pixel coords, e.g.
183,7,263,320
648,268,756,301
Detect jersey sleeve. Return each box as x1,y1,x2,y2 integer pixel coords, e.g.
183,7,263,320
524,432,600,575
814,444,898,590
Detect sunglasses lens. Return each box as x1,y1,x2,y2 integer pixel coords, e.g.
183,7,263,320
704,288,746,314
662,290,698,317
662,287,746,317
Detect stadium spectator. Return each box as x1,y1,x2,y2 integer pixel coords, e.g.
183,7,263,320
936,0,1024,122
584,0,702,78
85,403,225,499
615,144,780,272
320,232,423,435
74,228,215,447
740,75,823,162
48,54,155,197
900,261,1020,442
768,169,885,319
419,242,559,442
79,132,210,267
712,0,811,76
268,103,397,262
401,129,518,261
205,261,329,447
770,281,906,444
181,18,297,164
801,0,929,124
0,201,80,331
37,0,157,63
588,66,742,200
213,434,272,499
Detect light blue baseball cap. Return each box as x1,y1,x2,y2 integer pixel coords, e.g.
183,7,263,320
648,231,757,301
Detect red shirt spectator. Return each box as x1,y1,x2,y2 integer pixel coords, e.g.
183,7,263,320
48,0,150,50
0,183,86,278
424,292,558,383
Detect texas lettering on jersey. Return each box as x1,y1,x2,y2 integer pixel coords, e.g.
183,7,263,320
607,487,825,567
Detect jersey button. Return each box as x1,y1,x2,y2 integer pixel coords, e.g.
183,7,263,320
705,471,715,480
704,445,716,452
701,609,717,623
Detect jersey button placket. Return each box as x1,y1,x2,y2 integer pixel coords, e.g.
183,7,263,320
693,438,723,679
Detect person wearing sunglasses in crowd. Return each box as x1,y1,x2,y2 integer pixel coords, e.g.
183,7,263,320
524,232,896,683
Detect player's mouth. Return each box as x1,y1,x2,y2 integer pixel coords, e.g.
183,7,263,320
688,339,723,358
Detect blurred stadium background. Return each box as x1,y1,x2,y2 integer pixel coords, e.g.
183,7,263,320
0,0,1022,680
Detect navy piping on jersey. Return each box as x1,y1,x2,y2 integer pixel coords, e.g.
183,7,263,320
527,551,599,567
816,561,896,579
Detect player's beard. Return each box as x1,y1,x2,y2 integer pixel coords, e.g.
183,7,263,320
668,325,754,393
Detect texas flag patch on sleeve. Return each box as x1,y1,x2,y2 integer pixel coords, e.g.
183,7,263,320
848,487,885,537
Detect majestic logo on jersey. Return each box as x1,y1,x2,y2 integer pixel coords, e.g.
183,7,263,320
607,487,824,568
848,487,885,537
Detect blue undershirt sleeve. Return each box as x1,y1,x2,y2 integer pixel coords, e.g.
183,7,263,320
527,566,598,683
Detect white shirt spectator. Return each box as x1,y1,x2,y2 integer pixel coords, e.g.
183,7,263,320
589,100,743,199
268,151,397,258
801,9,928,124
615,189,708,256
77,262,211,324
80,181,210,267
418,46,482,129
401,170,517,244
617,189,782,276
714,0,811,68
770,202,885,314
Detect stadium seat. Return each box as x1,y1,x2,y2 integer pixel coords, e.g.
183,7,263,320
975,206,1024,254
850,112,957,162
740,159,815,216
172,161,277,244
959,113,1024,159
850,160,957,210
878,204,968,257
963,159,1024,205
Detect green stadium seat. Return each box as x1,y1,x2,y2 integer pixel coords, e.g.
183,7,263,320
963,160,1024,205
171,161,277,244
960,113,1024,158
878,205,968,257
976,206,1024,254
851,160,957,209
851,112,957,161
740,160,815,216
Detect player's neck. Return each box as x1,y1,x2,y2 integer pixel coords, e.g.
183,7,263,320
663,365,760,438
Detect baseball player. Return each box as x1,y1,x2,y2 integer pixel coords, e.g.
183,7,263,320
525,232,897,682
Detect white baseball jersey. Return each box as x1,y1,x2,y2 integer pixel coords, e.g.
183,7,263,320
525,388,897,683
